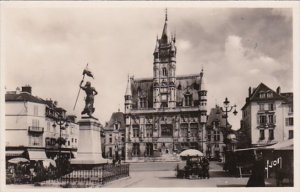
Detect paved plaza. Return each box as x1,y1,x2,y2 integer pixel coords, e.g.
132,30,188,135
7,161,279,188
103,161,250,188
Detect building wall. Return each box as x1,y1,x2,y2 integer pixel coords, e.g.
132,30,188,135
250,100,287,145
6,93,79,161
6,101,46,147
283,103,294,140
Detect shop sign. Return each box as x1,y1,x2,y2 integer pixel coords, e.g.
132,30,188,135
265,156,282,177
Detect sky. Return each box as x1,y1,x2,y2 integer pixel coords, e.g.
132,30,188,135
2,4,293,130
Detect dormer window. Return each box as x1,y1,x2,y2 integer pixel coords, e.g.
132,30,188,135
114,123,119,131
184,93,192,107
267,91,273,98
259,92,265,98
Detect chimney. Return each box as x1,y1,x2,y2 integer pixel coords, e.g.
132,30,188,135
21,85,32,94
276,86,281,94
248,87,251,97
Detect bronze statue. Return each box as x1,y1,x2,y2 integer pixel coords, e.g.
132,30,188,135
79,80,98,118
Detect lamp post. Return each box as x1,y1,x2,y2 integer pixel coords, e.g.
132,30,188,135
220,97,238,151
52,115,69,176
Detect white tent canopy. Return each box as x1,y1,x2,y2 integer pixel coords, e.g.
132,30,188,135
179,149,204,157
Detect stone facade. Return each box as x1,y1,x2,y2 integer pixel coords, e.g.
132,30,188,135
124,13,207,161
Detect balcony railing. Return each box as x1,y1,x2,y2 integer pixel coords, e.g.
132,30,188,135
28,126,44,134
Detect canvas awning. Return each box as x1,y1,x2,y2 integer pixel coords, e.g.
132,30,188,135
265,139,293,150
6,150,24,157
28,150,48,160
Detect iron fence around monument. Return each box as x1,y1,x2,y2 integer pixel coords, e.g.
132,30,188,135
45,164,130,187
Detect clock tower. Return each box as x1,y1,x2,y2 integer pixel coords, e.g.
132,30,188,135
153,10,177,109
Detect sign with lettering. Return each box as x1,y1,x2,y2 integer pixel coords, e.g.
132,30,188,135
265,156,282,178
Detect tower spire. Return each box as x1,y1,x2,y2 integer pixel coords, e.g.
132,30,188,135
161,9,169,44
165,8,168,21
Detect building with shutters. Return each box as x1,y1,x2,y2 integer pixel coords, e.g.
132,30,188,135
239,83,293,148
5,85,79,161
206,105,235,161
103,111,126,160
124,12,208,161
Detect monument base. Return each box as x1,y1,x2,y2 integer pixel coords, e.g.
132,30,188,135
70,117,109,169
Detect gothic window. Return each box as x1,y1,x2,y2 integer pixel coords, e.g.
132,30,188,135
162,67,168,76
180,123,188,137
146,124,153,137
191,128,198,137
161,124,173,137
139,97,147,108
184,93,193,106
133,125,140,137
132,143,140,156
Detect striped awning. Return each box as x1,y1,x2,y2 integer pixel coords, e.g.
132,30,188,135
28,150,48,160
6,150,24,157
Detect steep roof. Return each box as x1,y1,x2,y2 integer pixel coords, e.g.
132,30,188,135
5,92,46,104
206,106,230,130
241,83,292,110
104,112,125,131
130,74,202,109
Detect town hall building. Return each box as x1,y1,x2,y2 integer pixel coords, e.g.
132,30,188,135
124,12,208,161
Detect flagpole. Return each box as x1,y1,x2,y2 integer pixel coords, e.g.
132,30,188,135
73,63,88,111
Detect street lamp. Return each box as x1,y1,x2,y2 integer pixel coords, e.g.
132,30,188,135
52,114,69,175
220,97,238,151
220,97,237,130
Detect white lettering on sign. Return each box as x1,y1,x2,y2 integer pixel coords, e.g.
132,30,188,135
265,157,282,178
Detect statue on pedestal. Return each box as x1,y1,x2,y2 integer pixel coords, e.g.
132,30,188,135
79,80,98,119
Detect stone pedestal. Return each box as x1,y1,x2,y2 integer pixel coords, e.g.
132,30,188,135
71,118,108,168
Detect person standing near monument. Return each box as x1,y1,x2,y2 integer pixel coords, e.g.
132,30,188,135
79,80,98,118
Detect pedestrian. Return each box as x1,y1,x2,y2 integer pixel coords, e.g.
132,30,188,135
202,157,210,179
246,151,265,187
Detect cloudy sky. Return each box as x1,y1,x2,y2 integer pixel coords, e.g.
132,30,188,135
2,4,293,129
